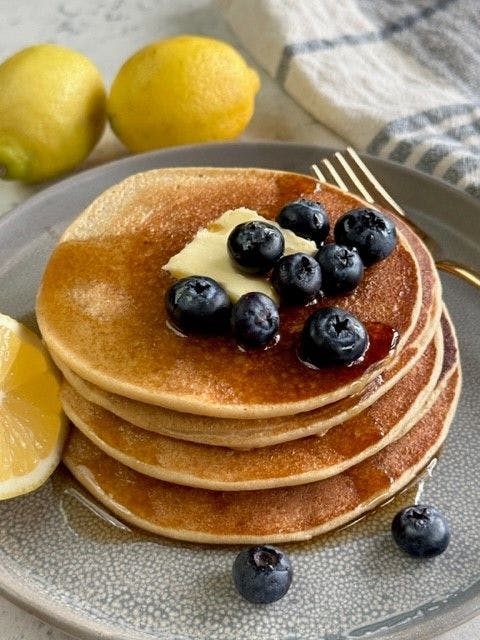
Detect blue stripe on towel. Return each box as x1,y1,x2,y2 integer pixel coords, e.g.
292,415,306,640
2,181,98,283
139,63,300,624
276,0,457,84
443,155,480,184
416,127,480,173
385,120,480,168
367,103,476,155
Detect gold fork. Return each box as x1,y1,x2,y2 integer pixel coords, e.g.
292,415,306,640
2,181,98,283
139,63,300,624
311,147,480,289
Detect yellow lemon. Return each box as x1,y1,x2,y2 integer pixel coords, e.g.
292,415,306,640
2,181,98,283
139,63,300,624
108,35,260,151
0,313,67,499
0,44,106,182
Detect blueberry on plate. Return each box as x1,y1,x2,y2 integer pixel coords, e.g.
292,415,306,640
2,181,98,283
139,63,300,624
271,253,322,304
231,292,279,348
233,545,293,604
391,505,450,558
165,276,231,334
227,221,284,274
334,207,397,266
276,198,330,246
300,306,368,367
315,243,364,295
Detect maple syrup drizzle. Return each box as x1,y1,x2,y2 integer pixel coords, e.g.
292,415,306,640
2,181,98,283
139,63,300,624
58,456,439,546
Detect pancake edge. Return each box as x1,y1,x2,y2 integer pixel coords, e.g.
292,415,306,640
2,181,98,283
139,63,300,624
63,361,461,544
59,327,444,490
54,278,441,449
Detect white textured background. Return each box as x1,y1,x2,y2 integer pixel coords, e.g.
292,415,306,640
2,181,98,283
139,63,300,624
0,1,477,638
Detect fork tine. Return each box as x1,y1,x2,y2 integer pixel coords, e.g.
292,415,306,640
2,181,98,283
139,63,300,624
346,147,406,217
311,163,327,182
321,158,348,191
334,152,375,204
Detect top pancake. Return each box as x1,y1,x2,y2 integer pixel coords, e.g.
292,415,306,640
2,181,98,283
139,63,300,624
36,168,422,418
51,221,441,448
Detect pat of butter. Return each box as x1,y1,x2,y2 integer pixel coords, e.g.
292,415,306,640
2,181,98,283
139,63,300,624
163,208,317,302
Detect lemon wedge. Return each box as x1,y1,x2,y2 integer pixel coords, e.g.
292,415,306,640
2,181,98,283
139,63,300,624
0,312,67,499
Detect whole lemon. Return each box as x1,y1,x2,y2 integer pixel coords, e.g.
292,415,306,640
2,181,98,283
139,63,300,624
107,35,260,151
0,44,106,182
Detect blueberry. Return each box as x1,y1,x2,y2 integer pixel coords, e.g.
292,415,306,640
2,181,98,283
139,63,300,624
300,306,368,367
334,208,397,266
276,198,330,246
271,253,322,304
227,221,284,274
165,276,231,334
315,244,364,295
232,545,293,604
391,505,450,558
231,292,279,348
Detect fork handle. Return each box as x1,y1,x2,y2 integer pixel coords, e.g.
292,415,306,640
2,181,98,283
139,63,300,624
435,260,480,289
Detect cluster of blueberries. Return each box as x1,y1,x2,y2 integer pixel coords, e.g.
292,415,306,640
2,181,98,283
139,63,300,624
166,199,397,367
233,505,451,604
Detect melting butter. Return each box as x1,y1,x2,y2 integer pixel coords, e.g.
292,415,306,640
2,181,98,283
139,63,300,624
163,208,316,302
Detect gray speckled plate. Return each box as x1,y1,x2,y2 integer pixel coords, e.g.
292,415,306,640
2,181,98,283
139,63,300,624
0,142,479,640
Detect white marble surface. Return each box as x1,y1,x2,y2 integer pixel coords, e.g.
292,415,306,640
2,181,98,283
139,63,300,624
0,1,478,639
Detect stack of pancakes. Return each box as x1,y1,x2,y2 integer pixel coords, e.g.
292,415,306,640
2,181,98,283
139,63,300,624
36,168,461,544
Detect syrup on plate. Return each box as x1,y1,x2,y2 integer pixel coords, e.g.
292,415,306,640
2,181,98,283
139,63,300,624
54,457,438,550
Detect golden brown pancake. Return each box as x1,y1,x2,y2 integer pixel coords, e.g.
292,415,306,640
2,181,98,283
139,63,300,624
37,168,422,418
60,326,442,490
62,318,460,544
53,220,440,448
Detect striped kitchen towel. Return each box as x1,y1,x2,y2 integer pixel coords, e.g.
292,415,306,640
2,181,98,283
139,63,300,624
220,0,480,198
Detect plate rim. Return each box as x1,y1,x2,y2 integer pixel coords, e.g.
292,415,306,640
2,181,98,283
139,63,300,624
2,139,480,230
0,140,479,640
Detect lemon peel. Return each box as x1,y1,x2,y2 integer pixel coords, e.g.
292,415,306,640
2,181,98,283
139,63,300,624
0,44,106,182
107,35,260,152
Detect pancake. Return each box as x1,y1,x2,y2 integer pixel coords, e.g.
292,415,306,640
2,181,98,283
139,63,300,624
52,223,441,448
37,168,423,418
62,315,460,544
60,326,443,490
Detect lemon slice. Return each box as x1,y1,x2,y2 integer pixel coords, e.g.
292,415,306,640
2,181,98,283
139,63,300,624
0,312,67,499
